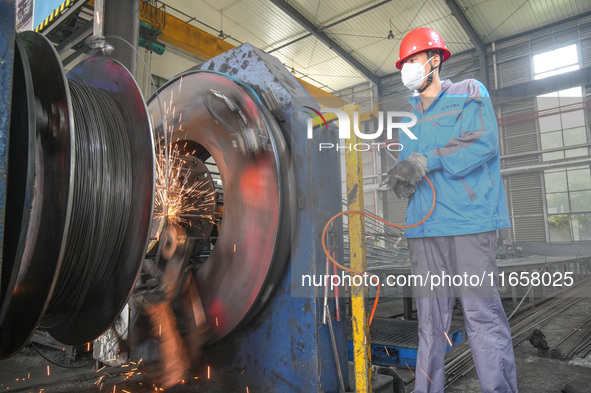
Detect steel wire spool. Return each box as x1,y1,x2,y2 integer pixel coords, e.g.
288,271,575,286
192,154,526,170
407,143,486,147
0,31,154,356
40,80,133,337
40,57,155,346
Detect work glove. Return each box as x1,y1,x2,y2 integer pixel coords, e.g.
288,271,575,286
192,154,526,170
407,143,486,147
387,152,428,186
392,181,416,199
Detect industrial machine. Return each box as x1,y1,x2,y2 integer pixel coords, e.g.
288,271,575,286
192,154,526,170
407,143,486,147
0,4,347,390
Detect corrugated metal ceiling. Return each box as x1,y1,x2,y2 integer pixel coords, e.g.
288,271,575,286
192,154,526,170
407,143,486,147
164,0,591,93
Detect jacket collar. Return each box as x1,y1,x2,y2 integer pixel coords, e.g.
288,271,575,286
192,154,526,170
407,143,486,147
408,79,453,115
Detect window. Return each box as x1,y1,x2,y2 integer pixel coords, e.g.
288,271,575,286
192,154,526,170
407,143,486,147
545,167,591,242
533,44,579,80
536,87,586,161
534,44,590,242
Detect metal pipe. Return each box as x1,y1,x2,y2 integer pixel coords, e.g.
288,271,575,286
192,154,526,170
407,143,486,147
93,0,105,38
492,42,498,90
268,0,392,53
501,157,591,176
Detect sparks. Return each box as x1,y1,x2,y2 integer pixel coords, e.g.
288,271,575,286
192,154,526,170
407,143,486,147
384,346,391,356
405,363,414,376
207,366,211,379
46,366,50,376
420,368,433,384
95,375,105,385
444,331,453,347
154,136,217,227
87,342,91,352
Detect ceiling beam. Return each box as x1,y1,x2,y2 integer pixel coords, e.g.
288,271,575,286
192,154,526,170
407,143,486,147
148,7,234,60
444,0,489,87
269,0,379,85
268,0,392,54
496,10,591,44
445,0,486,54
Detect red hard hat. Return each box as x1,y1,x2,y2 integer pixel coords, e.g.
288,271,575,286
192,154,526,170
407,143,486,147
395,27,451,70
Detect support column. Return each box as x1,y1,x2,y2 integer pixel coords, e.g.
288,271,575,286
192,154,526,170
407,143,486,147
344,103,372,393
103,0,139,76
479,52,489,88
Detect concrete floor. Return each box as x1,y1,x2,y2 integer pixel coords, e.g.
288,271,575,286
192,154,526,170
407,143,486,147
0,346,234,393
444,297,591,393
2,298,591,392
385,297,591,393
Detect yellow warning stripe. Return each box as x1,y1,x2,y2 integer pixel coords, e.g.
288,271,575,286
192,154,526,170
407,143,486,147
35,0,79,33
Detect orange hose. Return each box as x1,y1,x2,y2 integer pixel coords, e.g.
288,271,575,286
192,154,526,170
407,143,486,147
322,176,436,326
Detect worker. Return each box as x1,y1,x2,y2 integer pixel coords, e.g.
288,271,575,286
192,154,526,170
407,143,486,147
386,27,518,392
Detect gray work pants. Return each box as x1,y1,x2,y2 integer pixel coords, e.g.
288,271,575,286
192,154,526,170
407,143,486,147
408,231,518,393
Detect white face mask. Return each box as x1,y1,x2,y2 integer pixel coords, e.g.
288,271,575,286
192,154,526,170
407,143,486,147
401,56,435,91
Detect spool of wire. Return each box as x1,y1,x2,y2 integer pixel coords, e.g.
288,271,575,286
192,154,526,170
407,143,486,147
39,56,155,346
0,32,153,356
41,80,133,331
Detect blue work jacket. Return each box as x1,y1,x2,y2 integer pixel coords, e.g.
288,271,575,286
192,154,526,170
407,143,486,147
399,79,511,238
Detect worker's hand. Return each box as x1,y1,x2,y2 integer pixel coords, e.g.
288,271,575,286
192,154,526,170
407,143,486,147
387,152,428,186
393,180,416,199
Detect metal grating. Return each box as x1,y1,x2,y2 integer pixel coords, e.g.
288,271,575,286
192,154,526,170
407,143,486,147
582,38,591,68
507,173,546,243
498,56,532,88
346,317,466,368
359,318,419,347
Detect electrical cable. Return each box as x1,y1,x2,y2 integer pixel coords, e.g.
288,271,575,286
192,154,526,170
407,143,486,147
41,80,132,326
322,176,436,325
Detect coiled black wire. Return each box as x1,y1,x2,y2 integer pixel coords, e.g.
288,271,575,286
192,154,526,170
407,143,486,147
42,79,132,325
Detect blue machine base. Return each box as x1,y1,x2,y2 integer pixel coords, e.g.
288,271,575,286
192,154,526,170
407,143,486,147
347,318,466,369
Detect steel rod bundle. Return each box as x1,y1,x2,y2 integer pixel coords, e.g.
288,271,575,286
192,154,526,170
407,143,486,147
444,280,591,388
